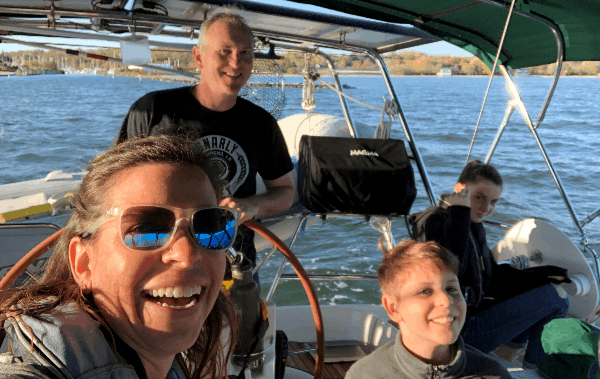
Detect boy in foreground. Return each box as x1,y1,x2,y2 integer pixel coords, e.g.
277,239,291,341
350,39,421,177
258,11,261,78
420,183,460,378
346,240,511,379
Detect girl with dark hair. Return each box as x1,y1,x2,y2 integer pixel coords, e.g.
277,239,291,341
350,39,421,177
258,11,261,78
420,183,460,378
410,160,570,370
0,135,239,379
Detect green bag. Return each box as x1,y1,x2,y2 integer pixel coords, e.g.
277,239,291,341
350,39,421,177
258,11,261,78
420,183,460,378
538,319,600,379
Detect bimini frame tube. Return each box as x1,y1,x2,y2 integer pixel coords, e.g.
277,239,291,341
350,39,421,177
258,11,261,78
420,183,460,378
265,213,309,302
479,0,564,128
365,48,437,205
479,0,564,161
484,101,516,163
497,66,586,240
467,0,517,164
477,1,587,239
479,2,600,289
320,52,358,137
581,208,600,229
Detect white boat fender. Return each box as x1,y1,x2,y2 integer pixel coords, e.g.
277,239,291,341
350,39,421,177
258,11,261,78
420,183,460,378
492,218,599,320
43,170,74,182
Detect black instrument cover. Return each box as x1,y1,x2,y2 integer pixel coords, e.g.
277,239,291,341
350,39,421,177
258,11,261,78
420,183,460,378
298,136,416,215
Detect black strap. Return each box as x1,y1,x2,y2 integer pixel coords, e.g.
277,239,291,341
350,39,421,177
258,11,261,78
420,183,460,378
235,317,269,379
274,330,288,379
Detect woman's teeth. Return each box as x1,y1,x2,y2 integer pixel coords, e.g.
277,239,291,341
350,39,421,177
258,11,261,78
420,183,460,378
155,297,198,309
147,285,202,298
144,285,202,309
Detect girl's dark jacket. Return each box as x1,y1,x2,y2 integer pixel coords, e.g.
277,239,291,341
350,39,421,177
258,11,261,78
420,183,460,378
409,194,560,313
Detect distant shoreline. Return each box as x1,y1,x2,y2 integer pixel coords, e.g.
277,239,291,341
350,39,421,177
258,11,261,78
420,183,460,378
2,72,599,81
290,74,600,78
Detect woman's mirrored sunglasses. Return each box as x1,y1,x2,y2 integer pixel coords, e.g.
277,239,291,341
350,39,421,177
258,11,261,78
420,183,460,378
83,205,239,251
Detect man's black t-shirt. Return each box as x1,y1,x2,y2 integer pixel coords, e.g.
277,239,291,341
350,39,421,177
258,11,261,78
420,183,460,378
113,86,294,264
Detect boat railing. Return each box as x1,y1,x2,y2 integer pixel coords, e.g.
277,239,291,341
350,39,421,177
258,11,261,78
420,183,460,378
280,274,378,283
482,219,512,230
255,208,412,301
581,208,600,229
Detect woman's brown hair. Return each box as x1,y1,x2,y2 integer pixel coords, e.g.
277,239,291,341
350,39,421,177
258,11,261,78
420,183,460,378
0,135,238,379
457,160,503,187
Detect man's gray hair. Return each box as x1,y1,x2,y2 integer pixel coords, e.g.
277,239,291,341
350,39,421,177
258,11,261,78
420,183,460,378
197,12,253,51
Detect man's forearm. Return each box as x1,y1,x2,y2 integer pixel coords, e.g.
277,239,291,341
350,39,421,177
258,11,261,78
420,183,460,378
251,185,295,217
220,184,295,223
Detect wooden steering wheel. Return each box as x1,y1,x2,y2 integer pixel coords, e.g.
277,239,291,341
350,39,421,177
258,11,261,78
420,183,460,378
0,220,325,379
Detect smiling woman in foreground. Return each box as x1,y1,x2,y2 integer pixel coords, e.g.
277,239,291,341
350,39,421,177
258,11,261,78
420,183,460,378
0,136,239,379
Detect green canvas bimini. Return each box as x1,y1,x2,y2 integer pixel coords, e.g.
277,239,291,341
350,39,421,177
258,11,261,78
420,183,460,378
290,0,600,69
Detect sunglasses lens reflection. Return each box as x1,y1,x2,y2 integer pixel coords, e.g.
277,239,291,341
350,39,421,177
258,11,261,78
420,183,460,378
193,208,237,250
121,207,174,250
119,206,236,251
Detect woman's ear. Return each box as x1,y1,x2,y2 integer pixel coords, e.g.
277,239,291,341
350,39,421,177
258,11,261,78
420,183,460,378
382,293,402,325
454,182,466,193
69,236,92,292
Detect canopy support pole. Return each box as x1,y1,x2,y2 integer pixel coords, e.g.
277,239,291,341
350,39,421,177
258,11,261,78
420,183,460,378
480,0,565,128
365,48,437,205
484,101,515,163
466,0,517,164
496,68,598,285
320,52,358,137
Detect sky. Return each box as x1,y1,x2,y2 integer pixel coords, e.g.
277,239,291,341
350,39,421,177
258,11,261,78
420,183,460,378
0,0,472,57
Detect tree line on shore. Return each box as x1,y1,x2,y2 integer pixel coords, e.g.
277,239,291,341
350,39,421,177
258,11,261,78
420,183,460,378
3,47,600,77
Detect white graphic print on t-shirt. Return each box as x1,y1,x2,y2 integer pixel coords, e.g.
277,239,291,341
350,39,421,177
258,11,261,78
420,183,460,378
198,135,249,197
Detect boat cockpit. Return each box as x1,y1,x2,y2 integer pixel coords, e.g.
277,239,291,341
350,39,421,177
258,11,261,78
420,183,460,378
2,1,600,379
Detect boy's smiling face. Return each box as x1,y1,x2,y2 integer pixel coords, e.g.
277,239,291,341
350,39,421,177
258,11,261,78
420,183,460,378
382,260,466,364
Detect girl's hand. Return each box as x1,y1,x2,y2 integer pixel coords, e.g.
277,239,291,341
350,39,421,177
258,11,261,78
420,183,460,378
444,187,471,208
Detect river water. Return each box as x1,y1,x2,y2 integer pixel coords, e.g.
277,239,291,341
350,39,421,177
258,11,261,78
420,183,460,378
1,74,599,306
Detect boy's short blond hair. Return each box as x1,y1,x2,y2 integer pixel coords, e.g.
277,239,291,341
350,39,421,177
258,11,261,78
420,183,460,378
377,240,459,295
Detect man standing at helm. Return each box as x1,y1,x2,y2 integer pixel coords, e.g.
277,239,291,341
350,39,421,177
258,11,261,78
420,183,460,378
112,12,295,273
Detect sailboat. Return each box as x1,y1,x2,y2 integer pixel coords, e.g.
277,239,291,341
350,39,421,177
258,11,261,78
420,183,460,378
1,1,599,378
